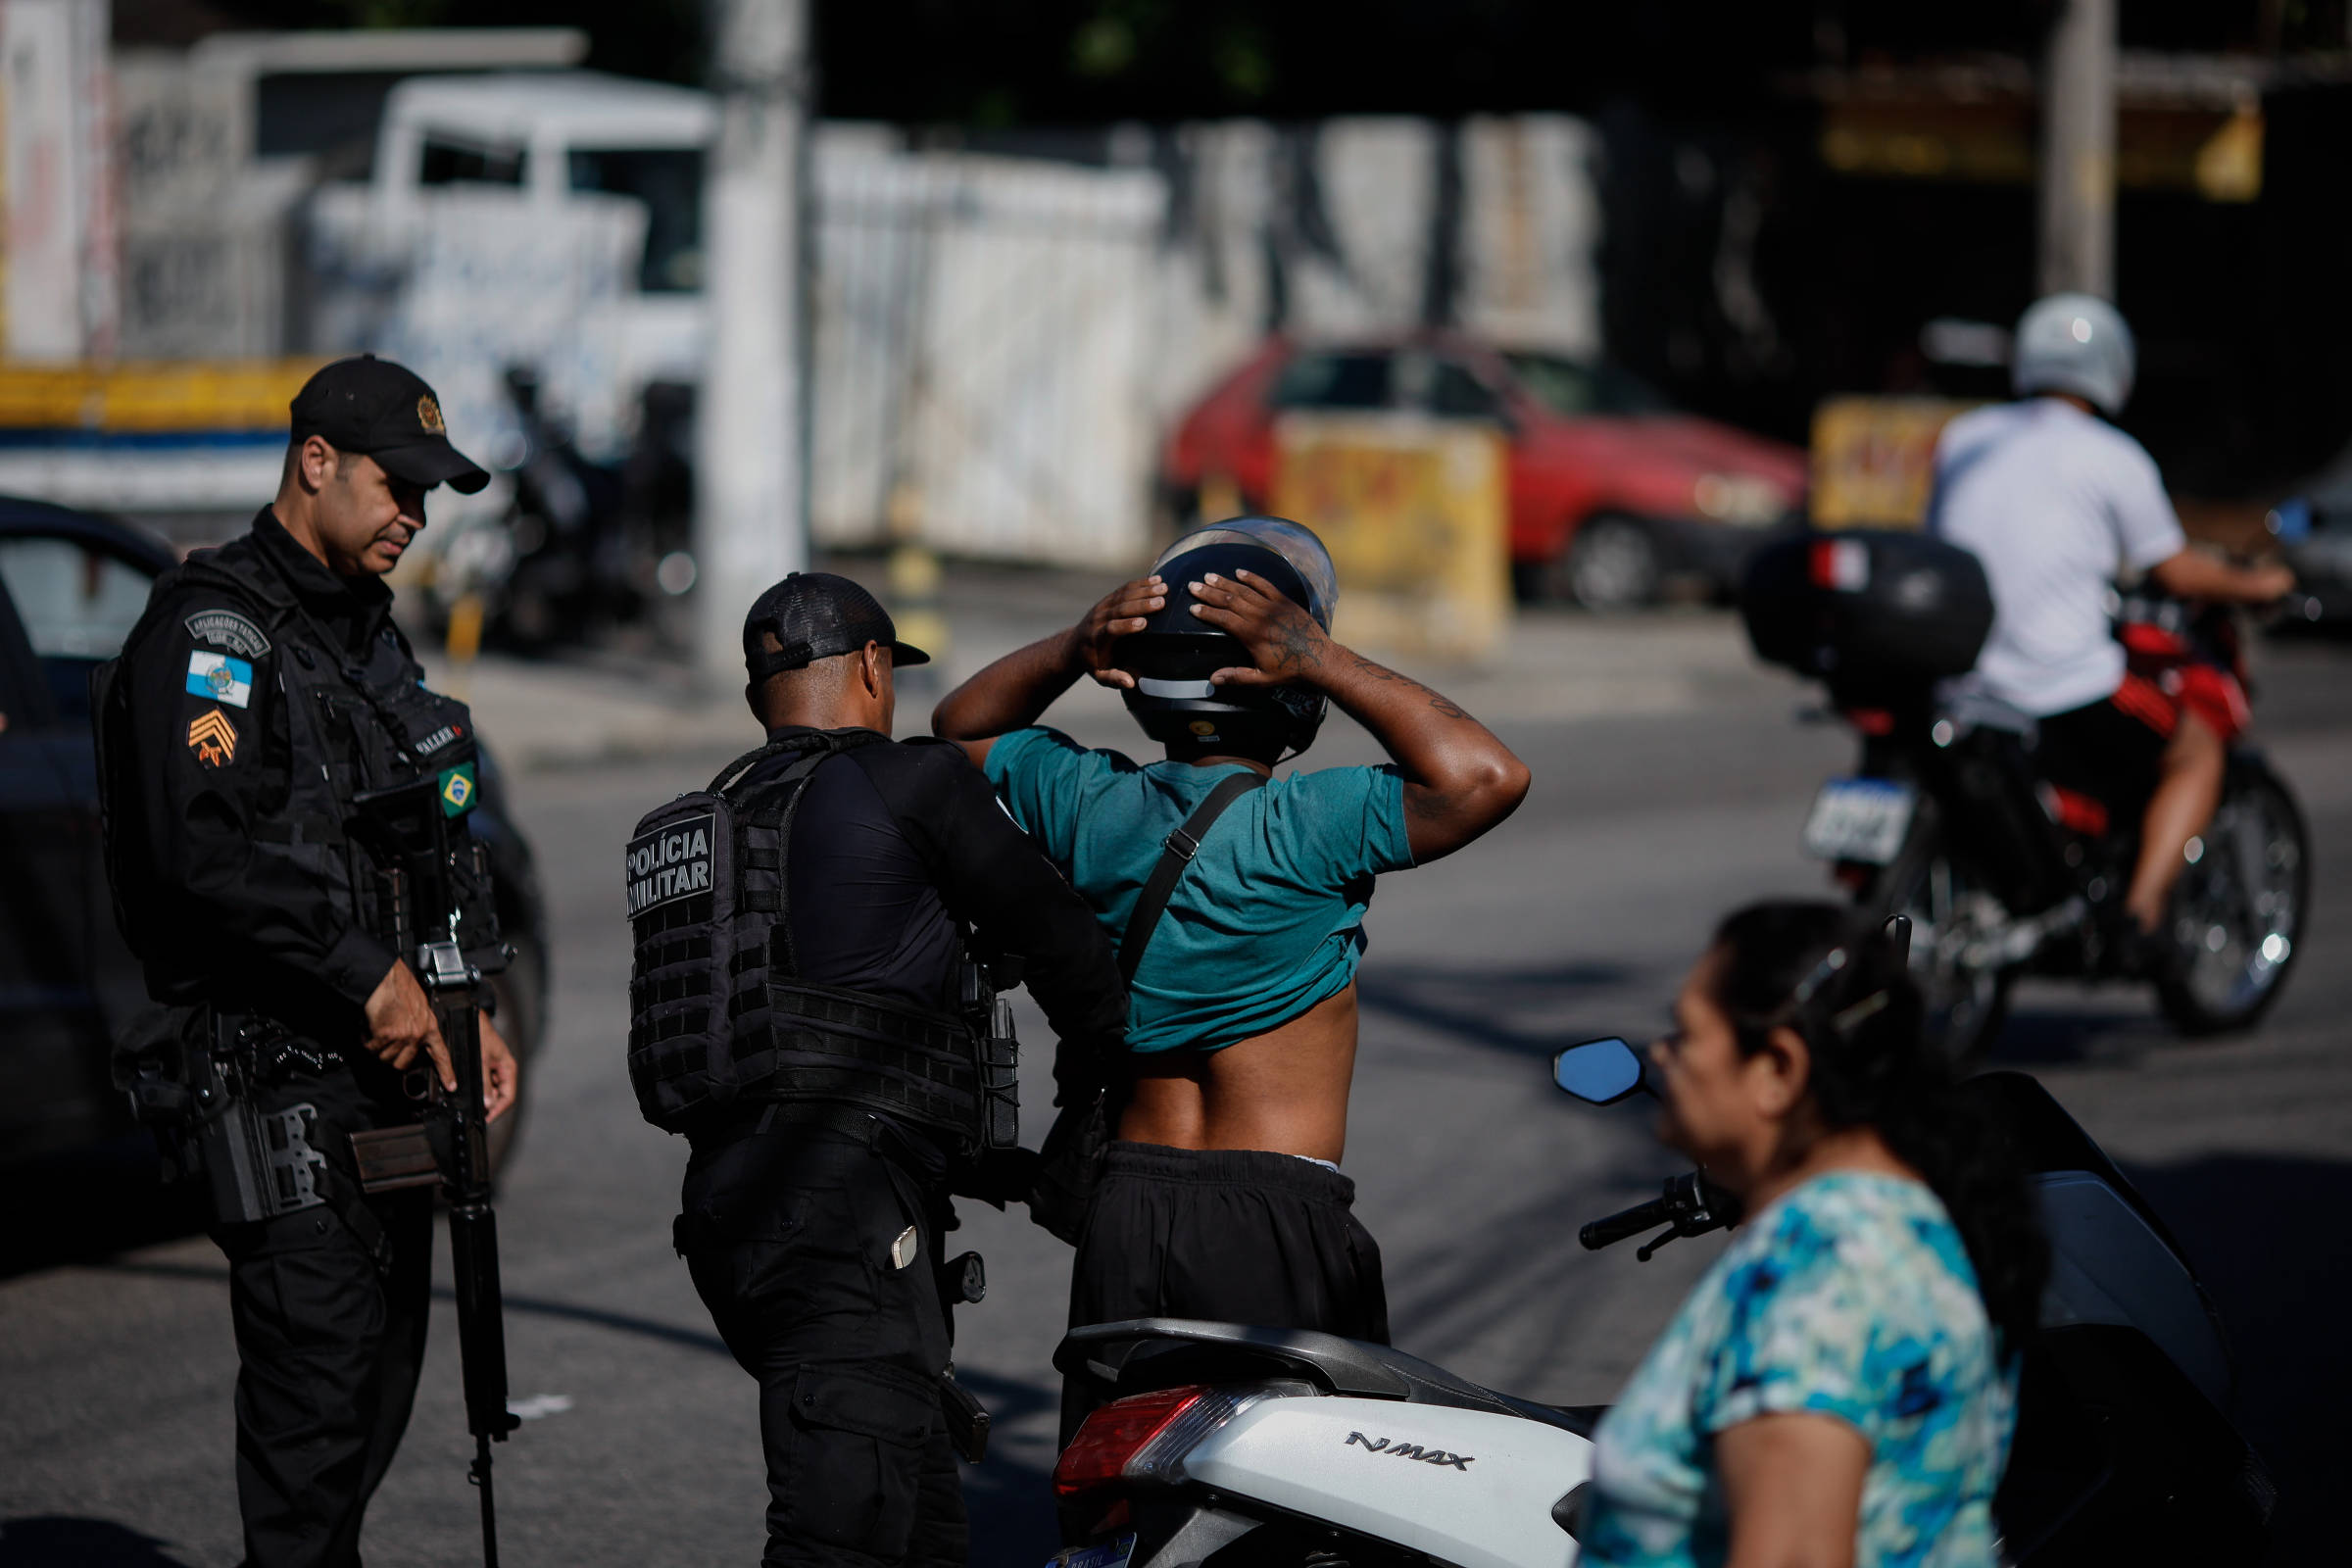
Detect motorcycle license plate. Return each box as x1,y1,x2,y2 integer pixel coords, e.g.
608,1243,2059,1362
1047,1536,1136,1568
1802,778,1916,864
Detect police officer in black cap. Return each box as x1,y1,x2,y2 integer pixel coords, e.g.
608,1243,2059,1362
625,572,1126,1568
96,355,518,1568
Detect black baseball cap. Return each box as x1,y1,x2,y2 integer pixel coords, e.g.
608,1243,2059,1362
743,571,931,681
290,355,490,495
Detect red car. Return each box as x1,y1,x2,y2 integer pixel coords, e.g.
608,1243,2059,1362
1161,334,1810,608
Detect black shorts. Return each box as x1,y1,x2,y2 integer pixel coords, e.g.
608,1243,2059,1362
1061,1141,1389,1442
2035,679,2173,826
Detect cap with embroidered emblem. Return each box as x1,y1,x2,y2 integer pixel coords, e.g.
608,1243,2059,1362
289,355,489,495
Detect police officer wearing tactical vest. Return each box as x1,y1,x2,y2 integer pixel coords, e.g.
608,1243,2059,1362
96,356,517,1568
626,572,1126,1568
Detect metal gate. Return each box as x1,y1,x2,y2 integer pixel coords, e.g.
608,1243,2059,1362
810,145,1166,565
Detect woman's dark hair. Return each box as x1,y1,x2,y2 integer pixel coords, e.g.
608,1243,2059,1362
1709,900,2048,1356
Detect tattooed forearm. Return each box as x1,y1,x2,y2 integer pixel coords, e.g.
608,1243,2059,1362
1346,650,1471,718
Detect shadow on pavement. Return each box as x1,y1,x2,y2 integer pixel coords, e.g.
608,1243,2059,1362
2126,1152,2352,1568
1356,960,1639,1058
1984,1005,2159,1067
86,1258,1072,1568
0,1517,197,1567
955,1368,1061,1568
0,1141,205,1282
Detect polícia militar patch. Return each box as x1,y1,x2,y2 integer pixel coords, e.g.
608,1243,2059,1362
625,812,715,918
185,651,254,708
436,760,477,817
184,609,270,659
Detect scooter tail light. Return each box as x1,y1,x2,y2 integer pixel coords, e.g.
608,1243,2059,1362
1053,1385,1262,1498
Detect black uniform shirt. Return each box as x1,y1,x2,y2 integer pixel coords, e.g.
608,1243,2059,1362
118,510,408,1018
682,727,1126,1208
766,724,1126,1068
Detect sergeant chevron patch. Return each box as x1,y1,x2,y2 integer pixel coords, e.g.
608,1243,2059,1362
188,708,239,767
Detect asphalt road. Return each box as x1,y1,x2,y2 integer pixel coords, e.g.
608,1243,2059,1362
5,615,2348,1568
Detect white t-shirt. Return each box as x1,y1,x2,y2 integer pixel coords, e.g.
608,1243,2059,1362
1927,398,2185,717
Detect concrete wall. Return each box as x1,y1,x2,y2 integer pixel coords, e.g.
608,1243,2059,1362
812,115,1601,565
2,0,119,361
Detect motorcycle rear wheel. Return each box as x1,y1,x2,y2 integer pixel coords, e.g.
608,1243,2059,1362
2156,760,2309,1036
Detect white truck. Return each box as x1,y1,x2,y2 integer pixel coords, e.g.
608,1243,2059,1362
318,71,718,466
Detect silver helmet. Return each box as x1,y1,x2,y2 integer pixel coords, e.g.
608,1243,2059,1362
2012,293,2135,417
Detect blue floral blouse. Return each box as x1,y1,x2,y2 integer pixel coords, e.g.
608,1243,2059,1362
1580,1172,2016,1568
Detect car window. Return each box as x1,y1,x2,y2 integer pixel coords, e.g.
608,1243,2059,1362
1269,351,1395,412
0,537,158,724
569,147,707,293
419,133,527,187
1504,353,1672,417
1426,358,1503,419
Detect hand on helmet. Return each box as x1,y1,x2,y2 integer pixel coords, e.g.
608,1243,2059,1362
1068,574,1166,689
1190,570,1332,687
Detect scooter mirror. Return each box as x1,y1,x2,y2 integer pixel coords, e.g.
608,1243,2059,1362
1553,1038,1645,1105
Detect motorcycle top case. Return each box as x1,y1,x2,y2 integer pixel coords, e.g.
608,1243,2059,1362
1740,530,1993,694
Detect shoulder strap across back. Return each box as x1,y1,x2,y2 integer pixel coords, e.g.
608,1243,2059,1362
1118,769,1267,987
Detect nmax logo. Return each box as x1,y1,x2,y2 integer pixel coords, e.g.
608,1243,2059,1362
1344,1431,1472,1470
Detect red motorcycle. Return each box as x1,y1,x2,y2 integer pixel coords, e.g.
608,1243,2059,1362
1742,531,2309,1060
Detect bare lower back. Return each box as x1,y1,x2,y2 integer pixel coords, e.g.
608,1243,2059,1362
1116,984,1360,1163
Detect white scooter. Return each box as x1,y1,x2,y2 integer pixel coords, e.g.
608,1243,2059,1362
1047,1037,2274,1568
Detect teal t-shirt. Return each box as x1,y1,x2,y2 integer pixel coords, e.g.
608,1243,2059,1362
984,726,1414,1054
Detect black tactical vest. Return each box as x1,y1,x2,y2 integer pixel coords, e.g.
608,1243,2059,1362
95,545,496,993
625,733,1005,1152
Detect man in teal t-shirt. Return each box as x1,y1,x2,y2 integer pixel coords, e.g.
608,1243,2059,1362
982,725,1411,1054
933,517,1530,1437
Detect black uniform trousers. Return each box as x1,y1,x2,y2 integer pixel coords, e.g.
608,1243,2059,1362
680,1120,966,1568
211,1182,435,1568
1060,1141,1391,1443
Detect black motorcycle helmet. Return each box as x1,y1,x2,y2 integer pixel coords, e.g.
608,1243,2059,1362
1116,515,1340,760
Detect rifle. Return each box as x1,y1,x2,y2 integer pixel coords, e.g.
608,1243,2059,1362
354,773,522,1568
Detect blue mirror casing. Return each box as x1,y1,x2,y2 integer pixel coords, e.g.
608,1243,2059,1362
1553,1038,1644,1104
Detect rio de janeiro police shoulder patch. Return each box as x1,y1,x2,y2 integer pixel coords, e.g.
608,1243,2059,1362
625,812,714,918
184,609,270,660
186,651,253,708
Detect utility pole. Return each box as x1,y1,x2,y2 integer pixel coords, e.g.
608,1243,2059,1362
2038,0,2116,298
695,0,810,684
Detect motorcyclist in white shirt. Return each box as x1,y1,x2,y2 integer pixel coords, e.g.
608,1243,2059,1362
1928,295,2294,964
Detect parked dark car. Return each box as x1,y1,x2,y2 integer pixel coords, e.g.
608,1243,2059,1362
1161,333,1811,608
0,496,548,1188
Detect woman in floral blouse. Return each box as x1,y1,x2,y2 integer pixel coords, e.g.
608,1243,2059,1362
1581,902,2047,1568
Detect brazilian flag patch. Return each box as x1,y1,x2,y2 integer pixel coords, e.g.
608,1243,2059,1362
437,761,477,818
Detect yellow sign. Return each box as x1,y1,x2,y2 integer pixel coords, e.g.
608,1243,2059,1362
1820,101,2264,204
0,360,327,432
1809,396,1982,530
1270,413,1511,662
